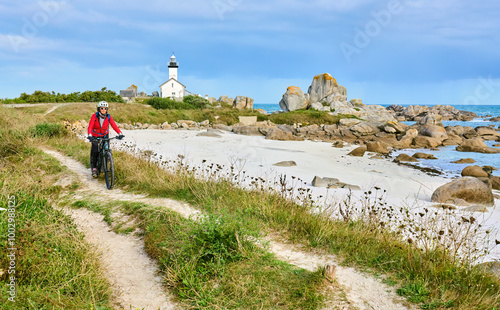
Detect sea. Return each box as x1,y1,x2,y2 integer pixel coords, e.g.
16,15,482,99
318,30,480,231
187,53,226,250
253,103,500,178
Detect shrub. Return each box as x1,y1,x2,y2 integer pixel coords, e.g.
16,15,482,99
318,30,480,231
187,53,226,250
182,95,210,109
32,122,68,138
3,88,125,104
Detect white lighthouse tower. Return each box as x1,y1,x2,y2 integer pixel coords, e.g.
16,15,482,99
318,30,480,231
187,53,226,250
160,53,185,99
168,54,178,80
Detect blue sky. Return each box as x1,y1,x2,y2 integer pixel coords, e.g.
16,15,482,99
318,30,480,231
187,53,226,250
1,0,500,105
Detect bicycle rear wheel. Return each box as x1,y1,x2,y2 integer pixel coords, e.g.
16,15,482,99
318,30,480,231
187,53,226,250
104,151,115,189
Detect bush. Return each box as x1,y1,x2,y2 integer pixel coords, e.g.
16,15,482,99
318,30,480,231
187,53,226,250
182,95,210,109
3,88,125,104
32,123,68,138
146,95,210,110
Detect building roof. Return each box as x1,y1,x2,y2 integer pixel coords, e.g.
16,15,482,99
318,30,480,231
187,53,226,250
160,78,186,88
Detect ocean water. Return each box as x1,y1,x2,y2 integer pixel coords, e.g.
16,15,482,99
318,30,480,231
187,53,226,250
254,103,500,177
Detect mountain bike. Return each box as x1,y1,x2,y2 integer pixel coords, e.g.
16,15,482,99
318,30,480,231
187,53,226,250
93,136,119,189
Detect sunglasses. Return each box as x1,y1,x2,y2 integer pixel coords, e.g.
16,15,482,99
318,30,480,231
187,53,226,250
99,107,108,110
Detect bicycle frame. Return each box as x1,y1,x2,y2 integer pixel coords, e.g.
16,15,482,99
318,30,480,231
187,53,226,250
93,136,118,189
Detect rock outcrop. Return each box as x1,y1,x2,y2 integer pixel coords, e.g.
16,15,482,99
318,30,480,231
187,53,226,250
308,73,347,107
233,96,254,110
456,137,500,153
218,95,233,105
386,104,477,122
431,177,494,206
279,86,308,112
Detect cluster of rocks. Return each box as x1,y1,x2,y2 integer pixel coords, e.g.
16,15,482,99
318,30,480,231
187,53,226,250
217,95,255,110
278,73,396,124
117,120,211,131
63,120,87,133
386,104,477,122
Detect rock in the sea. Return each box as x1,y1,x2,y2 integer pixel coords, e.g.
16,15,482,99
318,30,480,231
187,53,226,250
431,177,494,206
418,124,448,140
476,126,500,138
279,86,308,112
418,114,443,126
412,136,442,148
348,145,367,157
412,152,437,159
395,153,419,162
461,165,489,178
451,158,476,164
456,137,500,153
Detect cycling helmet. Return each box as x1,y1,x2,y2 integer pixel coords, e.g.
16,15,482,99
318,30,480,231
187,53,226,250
97,101,109,108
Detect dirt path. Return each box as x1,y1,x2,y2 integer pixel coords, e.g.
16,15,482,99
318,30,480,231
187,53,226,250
67,207,178,309
42,147,413,310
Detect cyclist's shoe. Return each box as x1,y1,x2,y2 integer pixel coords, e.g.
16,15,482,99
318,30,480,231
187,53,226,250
92,168,98,178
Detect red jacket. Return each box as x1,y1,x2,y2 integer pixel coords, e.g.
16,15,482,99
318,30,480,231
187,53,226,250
88,112,122,137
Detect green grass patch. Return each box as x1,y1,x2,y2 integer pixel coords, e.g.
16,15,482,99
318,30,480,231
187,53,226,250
31,122,68,138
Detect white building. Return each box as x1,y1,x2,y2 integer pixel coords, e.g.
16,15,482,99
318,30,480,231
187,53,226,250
160,54,186,100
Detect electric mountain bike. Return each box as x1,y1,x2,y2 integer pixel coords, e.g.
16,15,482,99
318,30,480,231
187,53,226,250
93,136,119,189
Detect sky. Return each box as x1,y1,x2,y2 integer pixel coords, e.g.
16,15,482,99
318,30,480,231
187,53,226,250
1,0,500,105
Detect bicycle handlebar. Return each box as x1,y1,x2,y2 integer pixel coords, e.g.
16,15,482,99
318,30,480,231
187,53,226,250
94,136,120,141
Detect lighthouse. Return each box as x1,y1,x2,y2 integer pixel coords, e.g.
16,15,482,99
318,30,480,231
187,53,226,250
160,53,186,99
168,54,178,80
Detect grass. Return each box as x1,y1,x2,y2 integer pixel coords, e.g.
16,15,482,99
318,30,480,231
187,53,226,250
0,107,112,309
45,131,500,309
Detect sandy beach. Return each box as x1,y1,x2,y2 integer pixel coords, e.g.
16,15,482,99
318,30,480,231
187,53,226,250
114,128,500,262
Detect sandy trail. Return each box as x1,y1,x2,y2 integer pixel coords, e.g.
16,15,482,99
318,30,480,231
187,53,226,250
43,147,414,310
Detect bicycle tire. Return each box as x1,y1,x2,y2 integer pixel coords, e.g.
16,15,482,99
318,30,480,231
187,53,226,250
104,151,115,189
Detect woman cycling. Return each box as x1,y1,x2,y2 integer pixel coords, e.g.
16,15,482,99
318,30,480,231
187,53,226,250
87,101,124,177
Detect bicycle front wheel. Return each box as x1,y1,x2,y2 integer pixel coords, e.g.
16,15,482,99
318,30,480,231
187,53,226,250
104,151,115,189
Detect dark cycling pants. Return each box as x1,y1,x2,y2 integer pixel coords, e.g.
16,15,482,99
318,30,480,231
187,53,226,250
90,140,99,169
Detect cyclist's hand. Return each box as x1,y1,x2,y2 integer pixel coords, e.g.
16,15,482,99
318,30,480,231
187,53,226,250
118,134,125,140
87,135,94,142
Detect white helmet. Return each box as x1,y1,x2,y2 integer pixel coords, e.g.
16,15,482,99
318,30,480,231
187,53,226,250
97,101,108,108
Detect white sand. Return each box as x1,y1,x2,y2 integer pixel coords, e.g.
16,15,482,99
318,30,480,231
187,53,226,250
115,129,500,262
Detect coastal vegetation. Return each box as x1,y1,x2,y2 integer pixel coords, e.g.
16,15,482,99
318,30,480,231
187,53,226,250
146,95,210,110
1,88,125,104
1,103,499,309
